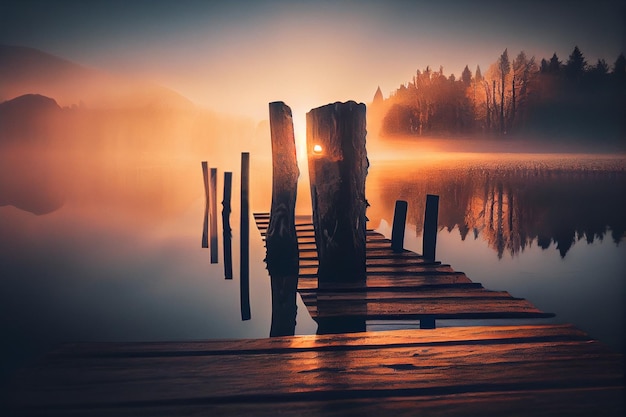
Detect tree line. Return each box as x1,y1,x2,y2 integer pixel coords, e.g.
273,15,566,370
376,47,626,140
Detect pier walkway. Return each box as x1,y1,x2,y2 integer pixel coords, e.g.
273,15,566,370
254,212,553,329
2,213,623,416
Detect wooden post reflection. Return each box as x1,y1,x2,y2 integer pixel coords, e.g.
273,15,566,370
201,161,209,249
267,102,299,337
240,152,251,321
210,167,218,263
222,172,233,279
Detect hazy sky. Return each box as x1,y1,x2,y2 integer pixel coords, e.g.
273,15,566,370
1,0,625,130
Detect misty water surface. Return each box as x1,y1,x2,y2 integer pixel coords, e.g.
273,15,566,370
366,153,625,352
1,144,625,384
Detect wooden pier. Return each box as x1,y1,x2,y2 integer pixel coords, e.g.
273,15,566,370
254,212,553,330
2,213,623,416
3,326,623,416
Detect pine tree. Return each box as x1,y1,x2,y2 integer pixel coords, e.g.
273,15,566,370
614,53,626,78
565,46,587,78
593,59,609,75
461,65,472,86
548,53,561,73
372,86,384,105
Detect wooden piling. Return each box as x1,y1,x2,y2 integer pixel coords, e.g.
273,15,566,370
306,101,368,288
201,161,209,248
210,167,218,263
391,200,408,253
267,102,300,337
266,102,300,276
423,194,439,262
222,172,233,279
240,153,251,321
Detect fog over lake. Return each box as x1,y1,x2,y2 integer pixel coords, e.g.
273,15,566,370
2,133,624,386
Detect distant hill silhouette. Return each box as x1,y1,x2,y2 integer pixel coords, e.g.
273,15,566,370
0,95,66,214
0,44,194,110
0,45,268,217
0,94,62,144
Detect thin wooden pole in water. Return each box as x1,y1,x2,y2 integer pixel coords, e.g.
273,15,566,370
391,200,408,253
240,152,251,321
222,171,233,279
423,194,439,262
210,167,218,263
201,161,209,249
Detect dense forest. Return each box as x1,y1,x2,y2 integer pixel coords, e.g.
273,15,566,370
375,47,626,141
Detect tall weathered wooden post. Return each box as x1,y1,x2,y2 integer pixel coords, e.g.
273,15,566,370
306,101,368,288
423,194,439,262
266,101,300,337
391,200,408,252
240,152,251,321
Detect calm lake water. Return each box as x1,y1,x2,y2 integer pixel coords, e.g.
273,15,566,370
1,147,625,383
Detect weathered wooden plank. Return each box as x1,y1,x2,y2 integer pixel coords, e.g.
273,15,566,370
297,274,474,291
5,330,621,414
309,298,551,319
300,258,441,268
301,246,422,256
299,264,457,276
20,340,620,388
301,288,514,303
298,249,423,261
40,325,595,357
254,212,310,222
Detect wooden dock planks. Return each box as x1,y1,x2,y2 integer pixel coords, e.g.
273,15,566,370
3,325,623,416
2,214,622,416
253,212,553,325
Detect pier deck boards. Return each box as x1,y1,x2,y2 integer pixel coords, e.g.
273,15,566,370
3,212,623,416
3,325,623,416
254,213,553,325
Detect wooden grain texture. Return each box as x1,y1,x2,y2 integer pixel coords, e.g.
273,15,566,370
306,102,368,286
253,212,555,324
3,215,604,414
3,326,623,416
35,324,597,356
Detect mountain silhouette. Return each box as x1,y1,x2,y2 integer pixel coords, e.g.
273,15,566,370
0,45,270,217
0,44,194,110
0,94,62,145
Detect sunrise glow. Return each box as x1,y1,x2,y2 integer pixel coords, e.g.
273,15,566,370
1,3,625,413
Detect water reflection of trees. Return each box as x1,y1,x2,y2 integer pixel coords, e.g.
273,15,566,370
370,166,626,258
